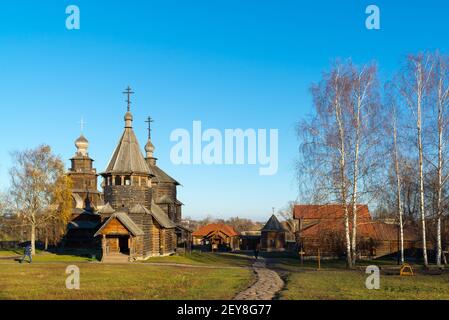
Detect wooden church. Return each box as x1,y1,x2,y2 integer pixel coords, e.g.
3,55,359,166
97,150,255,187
66,87,185,262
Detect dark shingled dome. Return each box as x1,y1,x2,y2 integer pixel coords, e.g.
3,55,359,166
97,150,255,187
261,215,286,232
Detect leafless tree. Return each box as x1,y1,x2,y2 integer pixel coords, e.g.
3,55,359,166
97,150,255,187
298,61,382,268
397,53,435,267
390,95,406,264
430,52,449,267
347,64,380,265
277,201,300,245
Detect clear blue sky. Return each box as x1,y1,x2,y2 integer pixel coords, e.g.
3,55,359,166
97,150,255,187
0,1,448,221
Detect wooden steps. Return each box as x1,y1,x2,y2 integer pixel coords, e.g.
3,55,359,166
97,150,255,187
102,253,130,264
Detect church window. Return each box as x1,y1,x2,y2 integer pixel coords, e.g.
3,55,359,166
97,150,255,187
125,176,131,186
115,176,121,186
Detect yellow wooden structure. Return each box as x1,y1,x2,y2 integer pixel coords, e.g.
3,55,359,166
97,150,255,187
400,263,414,276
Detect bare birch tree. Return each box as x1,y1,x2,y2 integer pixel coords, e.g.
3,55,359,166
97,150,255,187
332,67,353,268
391,100,405,264
348,64,379,265
432,52,449,267
298,62,354,268
397,53,434,267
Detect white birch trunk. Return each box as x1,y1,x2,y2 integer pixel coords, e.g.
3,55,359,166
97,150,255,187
351,93,361,266
393,112,405,265
416,67,429,267
31,214,36,256
334,84,352,269
436,68,444,268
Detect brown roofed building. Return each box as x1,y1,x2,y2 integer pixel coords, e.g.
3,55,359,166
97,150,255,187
370,222,420,257
293,204,420,258
294,204,375,240
294,204,375,257
193,224,240,252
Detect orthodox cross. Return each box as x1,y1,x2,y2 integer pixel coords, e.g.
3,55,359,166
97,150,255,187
122,86,135,111
145,116,154,139
79,117,86,134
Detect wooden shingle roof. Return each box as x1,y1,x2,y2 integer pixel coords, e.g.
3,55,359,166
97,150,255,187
68,220,100,230
261,215,286,232
294,204,376,239
371,222,419,241
95,211,144,237
129,203,177,229
149,164,180,185
294,204,371,220
103,117,152,175
157,195,174,204
98,203,115,215
149,202,177,229
192,224,239,237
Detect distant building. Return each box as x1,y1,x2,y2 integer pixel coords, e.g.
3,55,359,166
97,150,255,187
192,224,240,252
239,215,289,252
240,231,261,251
260,215,287,252
294,204,374,256
370,221,419,257
293,204,421,258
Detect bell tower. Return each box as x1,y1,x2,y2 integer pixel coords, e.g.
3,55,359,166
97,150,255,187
101,87,153,210
68,125,101,210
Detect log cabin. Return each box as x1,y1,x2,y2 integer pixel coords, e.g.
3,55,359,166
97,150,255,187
293,204,421,258
260,215,287,252
192,224,240,252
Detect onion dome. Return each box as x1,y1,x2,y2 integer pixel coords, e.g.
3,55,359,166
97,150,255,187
75,135,89,156
124,111,133,128
145,139,155,158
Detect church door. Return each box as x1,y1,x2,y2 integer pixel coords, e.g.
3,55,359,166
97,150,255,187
119,236,130,255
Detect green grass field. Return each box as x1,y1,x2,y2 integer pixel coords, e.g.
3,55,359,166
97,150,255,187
141,252,254,267
0,251,253,300
279,269,449,300
268,256,407,271
268,256,449,300
0,249,44,257
0,250,96,262
2,250,448,300
0,263,252,300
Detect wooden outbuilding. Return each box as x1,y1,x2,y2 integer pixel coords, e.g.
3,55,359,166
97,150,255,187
294,204,378,256
293,204,421,258
240,231,262,251
192,224,240,252
260,215,287,252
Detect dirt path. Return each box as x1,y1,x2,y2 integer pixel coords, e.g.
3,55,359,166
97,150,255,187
234,257,284,300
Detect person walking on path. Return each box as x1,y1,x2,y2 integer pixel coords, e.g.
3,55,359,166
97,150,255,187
254,244,260,260
20,245,33,264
